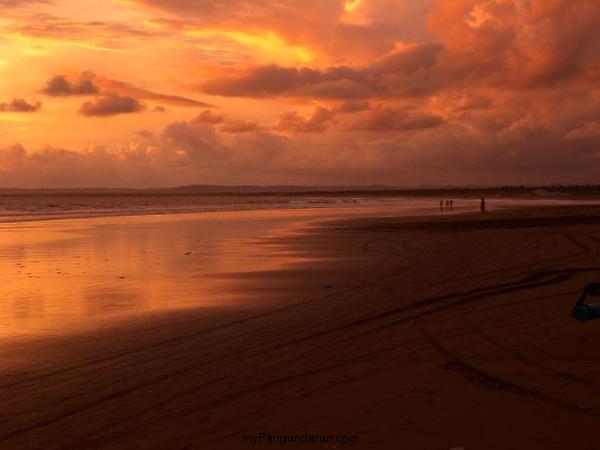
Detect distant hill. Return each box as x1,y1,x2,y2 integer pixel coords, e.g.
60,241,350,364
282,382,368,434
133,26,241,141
0,185,398,195
1,184,600,198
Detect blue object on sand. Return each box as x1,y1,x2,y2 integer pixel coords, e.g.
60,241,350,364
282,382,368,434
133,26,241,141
572,283,600,322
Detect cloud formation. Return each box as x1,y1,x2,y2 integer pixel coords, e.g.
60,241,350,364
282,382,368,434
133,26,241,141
42,73,210,108
201,42,445,99
79,93,144,117
192,110,225,124
220,120,259,133
275,107,335,133
130,0,432,63
350,106,445,132
0,98,41,112
42,74,98,96
1,104,599,188
428,0,600,89
0,0,50,5
196,1,599,102
0,10,157,50
336,100,370,114
94,75,212,108
0,0,598,187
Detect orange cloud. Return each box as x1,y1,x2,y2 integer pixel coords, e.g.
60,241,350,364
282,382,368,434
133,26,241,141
336,100,370,114
0,0,50,5
428,0,600,88
192,110,225,124
0,0,599,187
79,93,144,117
92,75,213,108
41,72,211,108
350,106,445,132
0,98,41,112
42,73,98,96
0,11,157,51
221,120,259,134
200,42,445,99
2,108,599,188
275,107,335,133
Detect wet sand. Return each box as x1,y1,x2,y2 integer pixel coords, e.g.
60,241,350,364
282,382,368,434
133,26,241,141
2,204,600,449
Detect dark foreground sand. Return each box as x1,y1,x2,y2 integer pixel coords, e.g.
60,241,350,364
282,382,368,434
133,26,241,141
3,205,600,449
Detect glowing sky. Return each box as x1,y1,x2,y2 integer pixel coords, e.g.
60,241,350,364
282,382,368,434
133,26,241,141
0,0,598,187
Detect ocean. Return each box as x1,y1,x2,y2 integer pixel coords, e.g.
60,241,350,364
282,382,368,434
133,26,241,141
0,193,441,223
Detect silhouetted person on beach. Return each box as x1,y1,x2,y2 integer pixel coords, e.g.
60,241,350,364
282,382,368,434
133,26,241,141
480,197,486,213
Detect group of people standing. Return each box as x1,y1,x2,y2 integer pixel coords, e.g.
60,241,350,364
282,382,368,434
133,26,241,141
439,199,454,210
439,198,487,212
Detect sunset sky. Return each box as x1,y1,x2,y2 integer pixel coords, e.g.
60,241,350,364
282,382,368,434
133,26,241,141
0,0,598,187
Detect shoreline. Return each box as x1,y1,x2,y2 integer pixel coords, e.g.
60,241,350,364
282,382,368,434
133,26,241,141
0,200,431,225
2,205,600,448
1,196,599,226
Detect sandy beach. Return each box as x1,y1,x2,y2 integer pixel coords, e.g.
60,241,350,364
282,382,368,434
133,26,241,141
2,203,600,449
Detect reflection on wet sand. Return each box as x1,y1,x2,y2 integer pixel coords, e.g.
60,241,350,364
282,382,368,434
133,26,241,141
0,205,436,344
0,211,284,341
